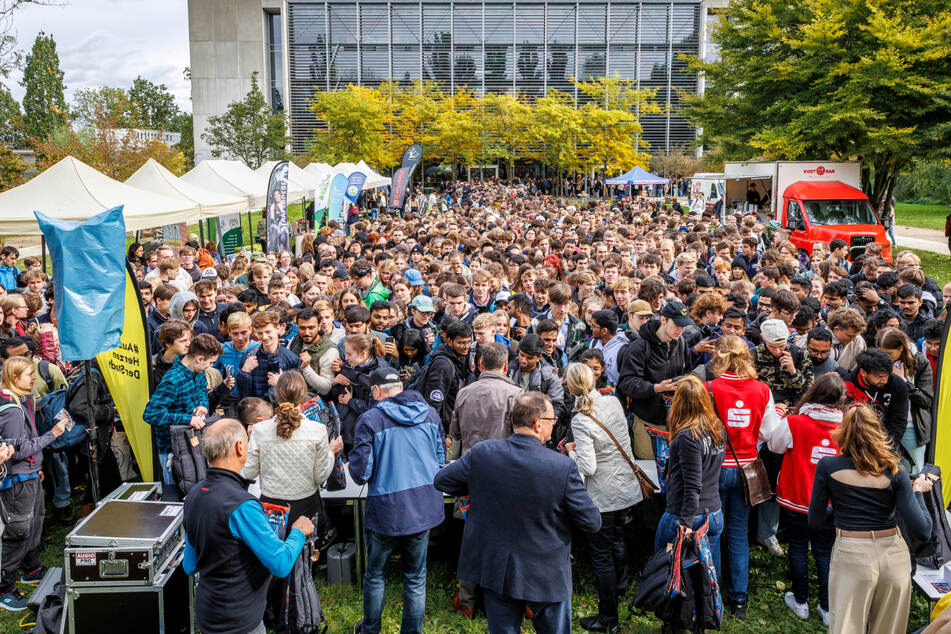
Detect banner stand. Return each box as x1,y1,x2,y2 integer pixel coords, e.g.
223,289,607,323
82,359,101,503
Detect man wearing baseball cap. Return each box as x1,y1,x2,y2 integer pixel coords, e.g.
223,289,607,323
621,299,655,342
616,300,693,459
753,318,814,406
349,367,446,634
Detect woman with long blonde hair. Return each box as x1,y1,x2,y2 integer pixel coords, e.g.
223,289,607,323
0,357,66,609
563,363,639,632
809,404,933,634
241,370,340,527
707,333,780,617
654,375,725,565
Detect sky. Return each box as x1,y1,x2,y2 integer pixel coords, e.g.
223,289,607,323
5,0,191,113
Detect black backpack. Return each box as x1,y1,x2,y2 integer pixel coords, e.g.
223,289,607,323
899,464,951,569
169,418,219,497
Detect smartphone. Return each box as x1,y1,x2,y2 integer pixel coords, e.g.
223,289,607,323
55,409,74,432
267,357,280,374
224,365,234,380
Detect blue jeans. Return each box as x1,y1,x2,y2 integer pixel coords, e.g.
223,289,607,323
781,507,833,610
719,467,751,602
654,509,723,571
901,425,925,473
482,587,571,634
361,530,428,634
48,451,71,509
757,500,780,543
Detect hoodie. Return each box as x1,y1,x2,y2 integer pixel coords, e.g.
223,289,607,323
152,291,213,351
348,390,446,536
616,319,690,425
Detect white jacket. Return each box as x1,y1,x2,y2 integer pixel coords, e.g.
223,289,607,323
242,415,333,500
570,391,642,512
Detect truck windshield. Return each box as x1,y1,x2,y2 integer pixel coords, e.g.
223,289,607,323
803,200,878,226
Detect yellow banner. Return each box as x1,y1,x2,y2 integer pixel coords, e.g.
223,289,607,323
96,268,153,480
934,319,951,501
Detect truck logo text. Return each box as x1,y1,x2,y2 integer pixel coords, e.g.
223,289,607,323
803,166,835,176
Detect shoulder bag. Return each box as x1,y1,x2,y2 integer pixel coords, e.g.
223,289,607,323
585,412,656,501
706,381,771,506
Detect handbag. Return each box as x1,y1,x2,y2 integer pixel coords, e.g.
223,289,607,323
585,412,656,501
706,382,771,506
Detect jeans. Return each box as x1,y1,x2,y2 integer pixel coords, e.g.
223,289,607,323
48,451,71,509
757,500,780,543
362,530,428,634
719,467,751,602
654,509,723,571
588,509,629,622
901,425,926,474
158,451,182,502
482,587,571,634
781,507,833,610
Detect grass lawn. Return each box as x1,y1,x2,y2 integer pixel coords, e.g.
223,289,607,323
907,247,951,288
896,202,949,232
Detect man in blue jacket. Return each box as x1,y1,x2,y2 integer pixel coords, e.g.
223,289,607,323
349,368,445,634
434,392,601,634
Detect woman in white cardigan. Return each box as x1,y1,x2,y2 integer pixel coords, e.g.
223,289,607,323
242,370,342,527
565,362,642,633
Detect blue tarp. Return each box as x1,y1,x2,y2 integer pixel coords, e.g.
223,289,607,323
35,206,126,361
605,166,672,186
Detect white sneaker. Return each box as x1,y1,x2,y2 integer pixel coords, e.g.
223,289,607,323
759,535,785,556
784,592,809,620
817,605,830,627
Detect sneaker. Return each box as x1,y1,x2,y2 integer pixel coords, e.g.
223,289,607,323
759,535,785,556
579,615,620,633
452,592,475,619
729,599,747,619
353,619,363,634
818,605,830,627
54,505,75,525
0,589,28,611
19,566,46,585
784,592,809,619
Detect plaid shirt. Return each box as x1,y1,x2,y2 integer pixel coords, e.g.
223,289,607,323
236,345,300,400
143,357,208,453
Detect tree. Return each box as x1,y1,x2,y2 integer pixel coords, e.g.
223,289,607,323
20,31,67,145
681,0,951,210
128,76,179,130
0,82,23,146
426,89,484,171
0,143,26,190
72,86,138,128
524,90,585,193
308,84,390,166
380,81,440,167
174,112,194,169
482,92,533,177
202,71,286,169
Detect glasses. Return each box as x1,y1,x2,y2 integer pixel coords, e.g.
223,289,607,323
536,416,557,424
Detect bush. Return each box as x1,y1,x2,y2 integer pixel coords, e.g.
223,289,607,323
896,158,951,204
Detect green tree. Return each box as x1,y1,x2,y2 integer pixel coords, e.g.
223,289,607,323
524,90,585,193
308,84,390,166
681,0,951,210
20,32,67,145
71,86,137,128
482,92,533,177
128,76,179,130
0,82,23,146
202,71,286,169
0,143,27,190
174,112,194,169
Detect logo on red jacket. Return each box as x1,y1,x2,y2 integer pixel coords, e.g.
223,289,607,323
727,400,751,428
810,439,838,464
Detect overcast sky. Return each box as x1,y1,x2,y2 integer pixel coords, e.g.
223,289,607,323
5,0,191,112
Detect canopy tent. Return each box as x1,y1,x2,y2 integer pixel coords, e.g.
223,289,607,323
605,166,672,186
0,156,198,236
334,162,360,176
126,159,248,219
180,160,268,209
254,161,311,201
302,163,333,184
355,160,392,188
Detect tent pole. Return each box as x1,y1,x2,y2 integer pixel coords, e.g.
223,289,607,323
198,219,205,246
41,235,46,274
83,359,101,503
247,212,254,250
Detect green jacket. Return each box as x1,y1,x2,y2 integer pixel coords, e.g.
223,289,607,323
361,279,390,308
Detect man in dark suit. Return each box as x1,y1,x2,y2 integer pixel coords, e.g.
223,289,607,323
434,392,601,634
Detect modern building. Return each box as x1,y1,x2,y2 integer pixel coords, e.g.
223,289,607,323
189,0,725,162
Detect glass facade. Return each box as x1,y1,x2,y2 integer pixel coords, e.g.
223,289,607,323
267,12,285,112
286,0,701,154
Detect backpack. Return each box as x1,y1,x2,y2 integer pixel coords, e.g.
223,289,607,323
35,389,86,451
301,397,346,492
898,464,951,570
169,420,218,497
402,361,431,394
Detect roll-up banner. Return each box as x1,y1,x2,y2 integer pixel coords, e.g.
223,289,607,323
265,161,290,253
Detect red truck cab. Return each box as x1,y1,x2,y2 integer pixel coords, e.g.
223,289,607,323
781,180,891,262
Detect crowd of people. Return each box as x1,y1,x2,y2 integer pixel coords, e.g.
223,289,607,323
0,178,946,633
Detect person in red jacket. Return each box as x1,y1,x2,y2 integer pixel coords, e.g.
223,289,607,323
768,373,847,627
706,334,780,619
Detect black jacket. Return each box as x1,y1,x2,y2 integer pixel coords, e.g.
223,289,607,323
839,367,910,455
329,356,392,449
616,319,690,425
664,430,725,527
421,344,471,431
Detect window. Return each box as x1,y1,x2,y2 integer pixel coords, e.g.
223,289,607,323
267,12,285,113
787,201,803,229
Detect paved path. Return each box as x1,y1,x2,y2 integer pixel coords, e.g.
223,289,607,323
895,225,948,255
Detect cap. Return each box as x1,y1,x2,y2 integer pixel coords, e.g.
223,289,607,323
411,245,424,254
495,290,512,303
408,295,436,313
250,252,267,262
518,333,545,356
659,301,692,327
629,299,653,317
351,262,373,278
201,267,218,280
731,255,747,269
369,367,402,388
404,269,424,287
761,319,790,344
331,269,349,280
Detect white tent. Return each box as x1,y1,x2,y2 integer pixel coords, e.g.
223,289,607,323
334,162,360,176
254,161,311,201
355,160,392,188
181,160,268,209
0,156,198,235
126,159,248,219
